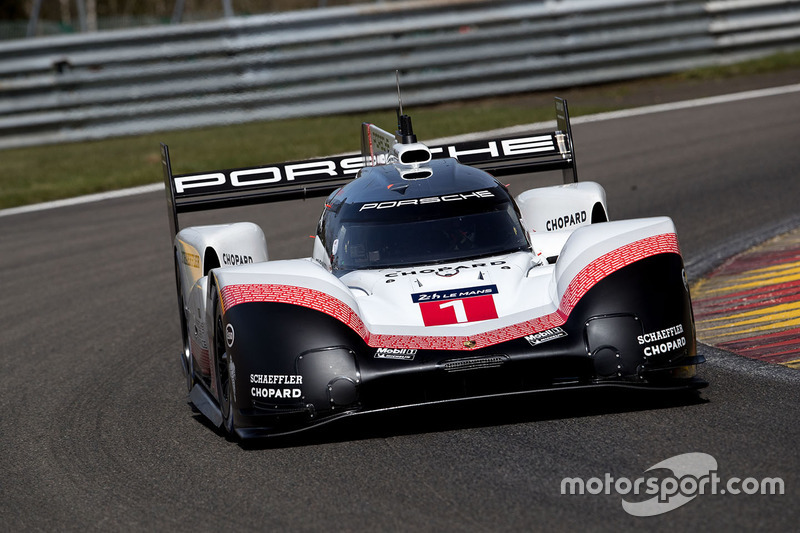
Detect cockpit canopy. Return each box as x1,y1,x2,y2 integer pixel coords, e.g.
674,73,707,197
317,159,530,271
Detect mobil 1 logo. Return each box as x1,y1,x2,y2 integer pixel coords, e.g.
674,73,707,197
374,348,417,361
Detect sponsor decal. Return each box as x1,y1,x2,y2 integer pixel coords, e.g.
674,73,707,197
181,251,200,268
638,323,685,356
368,125,393,155
638,324,684,344
429,135,556,162
385,261,506,278
250,374,303,385
374,348,417,360
546,210,587,231
524,327,568,346
412,285,499,327
643,337,686,356
173,157,365,194
251,387,302,399
225,323,235,348
249,374,303,399
419,294,498,326
412,284,498,303
172,135,556,195
222,253,253,266
359,190,494,212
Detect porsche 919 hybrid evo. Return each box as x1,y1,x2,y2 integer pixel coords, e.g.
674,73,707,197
162,98,705,439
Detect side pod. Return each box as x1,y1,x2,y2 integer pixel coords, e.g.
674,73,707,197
219,301,366,434
554,218,701,381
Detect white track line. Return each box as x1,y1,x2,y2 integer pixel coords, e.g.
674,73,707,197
3,82,800,219
430,82,800,143
0,183,163,218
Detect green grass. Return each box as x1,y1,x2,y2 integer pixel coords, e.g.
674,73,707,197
0,103,591,210
2,49,799,210
675,49,800,80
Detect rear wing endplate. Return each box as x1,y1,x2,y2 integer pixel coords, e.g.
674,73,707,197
436,98,576,181
163,97,578,237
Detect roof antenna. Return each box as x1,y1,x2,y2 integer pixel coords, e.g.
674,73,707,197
395,70,417,144
396,70,404,117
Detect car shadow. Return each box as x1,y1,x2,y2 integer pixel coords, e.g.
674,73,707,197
237,386,708,450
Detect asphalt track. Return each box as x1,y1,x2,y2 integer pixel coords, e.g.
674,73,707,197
2,89,800,531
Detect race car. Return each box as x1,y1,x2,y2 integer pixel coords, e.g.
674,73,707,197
162,97,705,439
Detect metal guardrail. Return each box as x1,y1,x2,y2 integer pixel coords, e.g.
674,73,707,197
1,0,799,150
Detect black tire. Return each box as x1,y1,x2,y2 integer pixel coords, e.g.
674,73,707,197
591,202,608,223
212,288,235,436
174,249,195,392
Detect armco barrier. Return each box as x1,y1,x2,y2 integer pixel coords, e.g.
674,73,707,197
1,0,799,149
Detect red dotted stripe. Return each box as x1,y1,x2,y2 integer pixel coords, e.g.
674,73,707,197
220,283,368,338
558,232,679,315
219,233,679,351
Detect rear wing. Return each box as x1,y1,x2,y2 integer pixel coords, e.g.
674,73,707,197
163,97,578,237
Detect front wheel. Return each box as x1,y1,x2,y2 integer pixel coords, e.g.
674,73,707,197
212,289,235,436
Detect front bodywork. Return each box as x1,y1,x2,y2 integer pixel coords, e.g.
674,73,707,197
183,218,703,438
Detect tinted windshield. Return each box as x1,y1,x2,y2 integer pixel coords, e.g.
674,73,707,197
330,203,529,270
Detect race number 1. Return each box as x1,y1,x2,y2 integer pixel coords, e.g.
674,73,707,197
439,300,468,323
419,295,498,326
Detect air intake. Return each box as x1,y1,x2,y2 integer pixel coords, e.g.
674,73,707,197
396,143,432,165
439,355,508,373
399,168,433,180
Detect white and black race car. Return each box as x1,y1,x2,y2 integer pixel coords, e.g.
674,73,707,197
162,98,705,439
